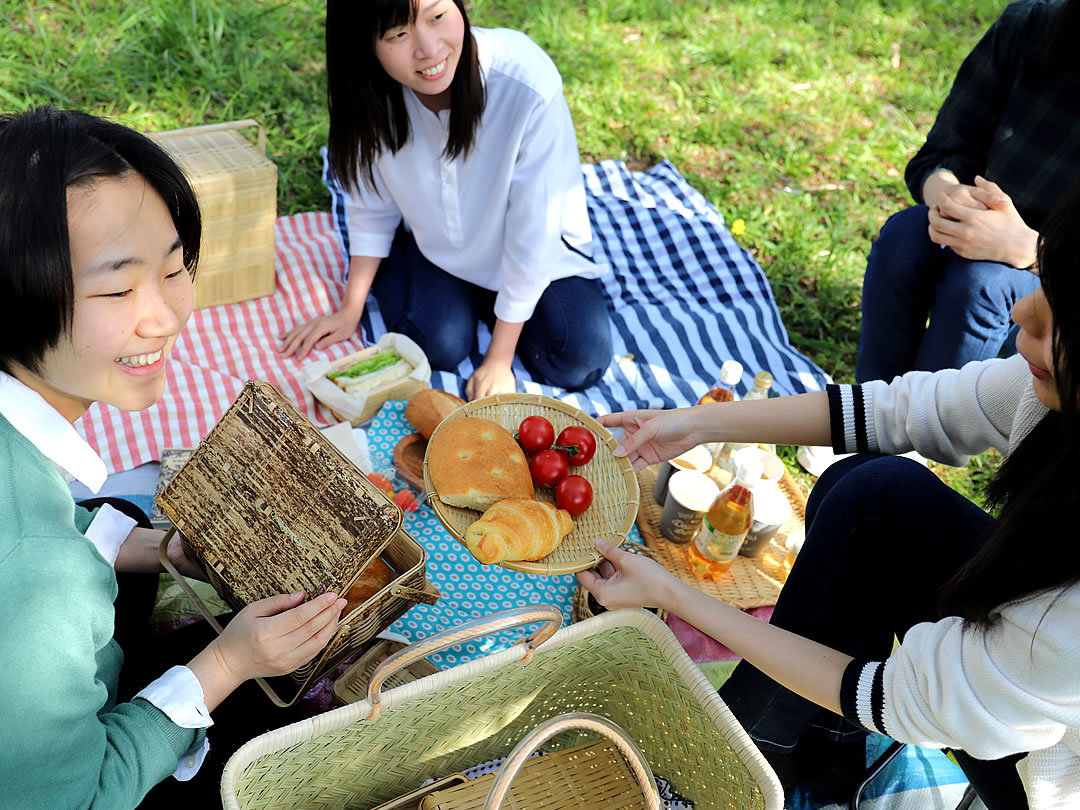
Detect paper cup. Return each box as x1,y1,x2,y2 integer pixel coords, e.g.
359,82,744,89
653,445,714,505
660,470,720,544
740,484,793,557
732,446,785,485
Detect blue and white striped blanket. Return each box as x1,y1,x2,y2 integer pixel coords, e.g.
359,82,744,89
325,155,828,410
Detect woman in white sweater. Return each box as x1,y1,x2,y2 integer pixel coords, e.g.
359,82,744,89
580,182,1080,807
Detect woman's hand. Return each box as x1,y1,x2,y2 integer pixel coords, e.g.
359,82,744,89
576,539,679,610
188,591,346,711
599,408,701,471
166,532,207,581
466,358,516,400
279,309,363,360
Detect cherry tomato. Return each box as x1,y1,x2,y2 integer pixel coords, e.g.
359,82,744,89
529,448,569,488
517,416,555,454
555,426,597,466
555,475,593,516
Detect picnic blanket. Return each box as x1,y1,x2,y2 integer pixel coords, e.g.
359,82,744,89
77,159,827,473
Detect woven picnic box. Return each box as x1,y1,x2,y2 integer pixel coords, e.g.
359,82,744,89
221,607,783,809
148,119,277,309
156,380,439,706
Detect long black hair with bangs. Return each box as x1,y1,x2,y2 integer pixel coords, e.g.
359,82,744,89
325,0,485,195
937,178,1080,629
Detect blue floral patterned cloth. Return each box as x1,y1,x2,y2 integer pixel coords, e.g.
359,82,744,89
369,400,644,667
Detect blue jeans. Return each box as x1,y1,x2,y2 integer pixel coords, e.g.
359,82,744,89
371,230,613,390
717,454,1027,807
855,205,1041,383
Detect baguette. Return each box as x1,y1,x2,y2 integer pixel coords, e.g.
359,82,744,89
405,389,465,440
465,498,574,564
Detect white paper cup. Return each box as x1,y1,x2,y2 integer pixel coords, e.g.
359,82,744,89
660,470,720,544
653,445,714,504
732,446,785,485
740,484,793,557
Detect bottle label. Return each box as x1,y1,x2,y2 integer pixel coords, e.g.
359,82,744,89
694,516,747,562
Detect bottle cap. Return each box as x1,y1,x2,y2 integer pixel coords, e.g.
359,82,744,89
735,459,764,486
719,360,743,385
753,370,774,390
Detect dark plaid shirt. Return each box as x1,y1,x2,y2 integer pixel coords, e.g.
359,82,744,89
906,0,1080,231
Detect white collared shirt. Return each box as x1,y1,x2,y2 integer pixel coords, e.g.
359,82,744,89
344,27,606,324
0,370,211,780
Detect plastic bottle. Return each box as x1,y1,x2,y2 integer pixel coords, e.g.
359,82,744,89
688,459,763,580
699,360,743,466
743,371,776,453
698,360,743,405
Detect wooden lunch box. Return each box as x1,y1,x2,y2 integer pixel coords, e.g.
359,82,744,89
156,380,439,706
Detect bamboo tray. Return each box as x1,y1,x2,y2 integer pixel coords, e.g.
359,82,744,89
635,462,806,610
423,393,640,576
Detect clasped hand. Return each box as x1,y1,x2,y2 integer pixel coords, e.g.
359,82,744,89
927,176,1038,268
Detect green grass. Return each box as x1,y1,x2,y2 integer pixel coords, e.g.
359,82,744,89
1,0,1005,500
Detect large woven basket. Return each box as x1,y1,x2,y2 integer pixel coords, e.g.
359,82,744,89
156,381,438,706
148,119,277,310
422,393,640,575
221,608,783,809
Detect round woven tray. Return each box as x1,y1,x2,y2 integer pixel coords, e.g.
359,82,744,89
423,393,640,576
636,460,806,610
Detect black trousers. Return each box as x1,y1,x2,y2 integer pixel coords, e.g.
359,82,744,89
81,498,315,807
715,455,1029,808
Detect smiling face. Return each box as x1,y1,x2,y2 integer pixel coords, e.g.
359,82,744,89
14,173,193,422
1013,285,1061,411
374,0,465,112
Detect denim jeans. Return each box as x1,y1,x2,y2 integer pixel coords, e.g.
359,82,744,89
855,205,1041,383
371,229,613,391
717,454,1028,808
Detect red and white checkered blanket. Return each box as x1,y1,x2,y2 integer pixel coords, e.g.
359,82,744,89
78,213,357,473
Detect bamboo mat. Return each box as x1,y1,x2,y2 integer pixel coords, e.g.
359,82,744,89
636,463,806,609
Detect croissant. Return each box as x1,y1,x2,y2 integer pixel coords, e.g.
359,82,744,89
465,498,574,565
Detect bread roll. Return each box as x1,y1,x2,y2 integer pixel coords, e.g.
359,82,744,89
428,417,532,509
343,556,395,614
465,498,574,564
405,389,465,440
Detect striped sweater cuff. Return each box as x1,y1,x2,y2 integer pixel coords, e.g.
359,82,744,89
826,384,874,455
840,658,888,736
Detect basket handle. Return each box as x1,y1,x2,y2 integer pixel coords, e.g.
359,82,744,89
389,583,439,605
364,605,563,721
157,529,334,708
483,713,661,810
149,119,266,154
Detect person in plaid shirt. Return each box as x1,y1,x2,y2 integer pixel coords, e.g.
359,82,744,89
856,0,1080,383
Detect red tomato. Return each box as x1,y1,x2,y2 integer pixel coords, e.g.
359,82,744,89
529,448,569,488
517,416,555,454
555,426,597,466
555,475,593,516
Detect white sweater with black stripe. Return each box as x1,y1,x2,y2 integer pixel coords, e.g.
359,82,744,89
828,355,1079,808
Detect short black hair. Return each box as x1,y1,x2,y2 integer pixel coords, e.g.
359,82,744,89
0,107,201,375
325,0,486,195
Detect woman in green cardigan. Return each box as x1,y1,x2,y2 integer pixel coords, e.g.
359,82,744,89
0,107,347,808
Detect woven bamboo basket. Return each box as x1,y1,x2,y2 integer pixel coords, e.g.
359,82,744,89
423,393,640,575
221,608,783,809
636,461,806,610
148,119,277,310
156,381,438,706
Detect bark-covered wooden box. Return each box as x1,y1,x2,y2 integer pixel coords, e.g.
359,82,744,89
156,380,438,705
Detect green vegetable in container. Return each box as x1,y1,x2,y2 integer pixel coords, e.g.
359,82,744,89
328,350,403,380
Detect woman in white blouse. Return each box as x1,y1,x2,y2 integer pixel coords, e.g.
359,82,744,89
280,0,612,399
